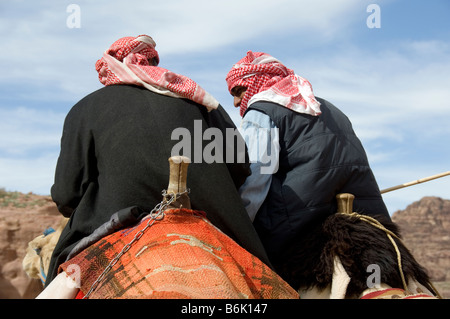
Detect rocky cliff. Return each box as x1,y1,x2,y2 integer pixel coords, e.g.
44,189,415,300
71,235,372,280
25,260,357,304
392,196,450,298
0,191,61,298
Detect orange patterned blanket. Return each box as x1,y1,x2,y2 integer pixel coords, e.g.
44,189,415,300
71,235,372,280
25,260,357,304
60,208,298,299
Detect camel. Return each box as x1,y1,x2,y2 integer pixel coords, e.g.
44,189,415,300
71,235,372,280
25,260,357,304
24,157,442,299
23,216,68,285
32,156,298,299
277,193,442,299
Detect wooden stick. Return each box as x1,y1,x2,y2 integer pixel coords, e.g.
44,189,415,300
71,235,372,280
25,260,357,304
167,156,190,195
336,193,355,214
380,171,450,194
166,156,191,209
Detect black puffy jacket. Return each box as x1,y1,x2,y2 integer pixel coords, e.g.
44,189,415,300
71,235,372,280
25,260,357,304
247,98,390,269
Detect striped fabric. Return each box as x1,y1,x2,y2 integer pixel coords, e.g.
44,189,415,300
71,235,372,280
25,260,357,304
361,288,437,299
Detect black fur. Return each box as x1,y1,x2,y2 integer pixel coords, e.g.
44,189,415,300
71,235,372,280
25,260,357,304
276,212,436,297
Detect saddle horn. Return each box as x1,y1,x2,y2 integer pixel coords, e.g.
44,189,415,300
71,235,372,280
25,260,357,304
336,193,355,215
166,156,191,209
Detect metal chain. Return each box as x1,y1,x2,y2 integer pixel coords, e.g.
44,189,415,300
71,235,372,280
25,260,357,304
82,189,189,299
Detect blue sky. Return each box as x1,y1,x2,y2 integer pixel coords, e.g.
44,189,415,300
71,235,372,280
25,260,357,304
0,0,449,214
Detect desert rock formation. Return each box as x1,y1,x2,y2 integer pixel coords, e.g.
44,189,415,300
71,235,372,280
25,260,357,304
392,196,450,298
0,191,61,298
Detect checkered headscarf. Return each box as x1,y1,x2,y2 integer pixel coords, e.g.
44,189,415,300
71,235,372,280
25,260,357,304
226,51,321,117
95,35,219,111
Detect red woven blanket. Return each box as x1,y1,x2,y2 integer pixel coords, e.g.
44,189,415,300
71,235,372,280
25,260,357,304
60,208,298,299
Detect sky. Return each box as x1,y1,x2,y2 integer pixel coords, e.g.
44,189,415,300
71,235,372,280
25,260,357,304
0,0,449,215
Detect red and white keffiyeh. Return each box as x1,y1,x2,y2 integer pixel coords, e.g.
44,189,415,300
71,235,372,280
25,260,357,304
225,51,321,117
95,35,219,111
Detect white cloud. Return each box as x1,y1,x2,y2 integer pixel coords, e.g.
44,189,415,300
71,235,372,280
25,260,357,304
285,40,450,143
0,154,58,195
0,0,372,88
0,106,64,195
68,0,367,52
0,107,65,155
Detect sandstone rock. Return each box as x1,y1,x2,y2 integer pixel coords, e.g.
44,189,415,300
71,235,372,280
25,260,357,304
392,196,450,298
0,192,61,299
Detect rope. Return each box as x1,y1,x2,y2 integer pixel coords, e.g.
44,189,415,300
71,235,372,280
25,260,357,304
338,212,444,299
335,193,443,298
337,212,409,294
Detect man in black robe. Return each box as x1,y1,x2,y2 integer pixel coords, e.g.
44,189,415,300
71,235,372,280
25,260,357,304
46,36,270,285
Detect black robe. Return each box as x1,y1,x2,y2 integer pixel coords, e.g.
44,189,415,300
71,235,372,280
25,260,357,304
46,84,270,285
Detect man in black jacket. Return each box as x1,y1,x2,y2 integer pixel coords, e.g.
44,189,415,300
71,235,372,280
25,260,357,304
46,36,270,285
226,51,390,286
